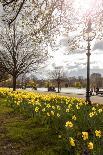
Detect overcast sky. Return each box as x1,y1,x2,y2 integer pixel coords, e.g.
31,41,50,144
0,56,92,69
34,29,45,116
35,39,103,79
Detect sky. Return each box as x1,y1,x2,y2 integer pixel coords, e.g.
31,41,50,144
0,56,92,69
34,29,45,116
0,0,103,79
36,40,103,79
33,38,103,80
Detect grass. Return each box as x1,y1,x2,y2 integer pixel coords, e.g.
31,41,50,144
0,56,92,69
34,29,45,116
0,97,63,155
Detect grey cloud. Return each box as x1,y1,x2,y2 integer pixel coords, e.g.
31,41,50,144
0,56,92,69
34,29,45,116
66,62,84,70
93,41,103,51
69,67,103,77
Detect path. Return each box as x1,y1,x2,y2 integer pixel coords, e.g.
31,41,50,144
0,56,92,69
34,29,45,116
60,93,103,105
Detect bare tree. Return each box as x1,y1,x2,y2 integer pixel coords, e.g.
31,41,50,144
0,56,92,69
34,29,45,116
0,23,47,91
50,67,65,93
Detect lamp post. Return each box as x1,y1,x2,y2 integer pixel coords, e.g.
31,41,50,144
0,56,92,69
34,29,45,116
83,19,96,104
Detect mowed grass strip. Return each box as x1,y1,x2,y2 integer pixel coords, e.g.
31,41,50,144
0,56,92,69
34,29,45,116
0,97,63,155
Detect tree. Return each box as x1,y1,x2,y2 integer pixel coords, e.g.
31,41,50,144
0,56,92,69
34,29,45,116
1,0,82,57
1,0,103,47
1,0,26,25
0,0,65,26
29,75,38,89
90,73,102,88
0,0,78,47
74,82,81,89
21,74,31,89
50,67,65,93
0,61,9,82
0,23,47,91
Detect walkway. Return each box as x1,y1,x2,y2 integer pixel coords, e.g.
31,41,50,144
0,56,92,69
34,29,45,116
60,93,103,105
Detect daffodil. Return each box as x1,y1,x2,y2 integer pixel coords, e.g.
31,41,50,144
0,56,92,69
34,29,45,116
76,104,80,109
98,109,102,113
51,111,54,116
82,132,88,140
89,112,95,117
72,115,76,120
69,137,75,146
57,105,60,110
66,109,70,112
47,112,50,116
35,107,39,112
52,106,55,109
46,104,51,108
92,107,96,111
57,113,60,117
88,142,93,150
68,104,72,108
65,121,73,128
95,130,101,138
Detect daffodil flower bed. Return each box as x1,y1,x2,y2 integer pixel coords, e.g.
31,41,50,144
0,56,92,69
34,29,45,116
0,88,103,155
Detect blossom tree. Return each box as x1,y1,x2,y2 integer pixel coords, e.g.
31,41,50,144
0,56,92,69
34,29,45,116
0,61,8,82
0,22,48,91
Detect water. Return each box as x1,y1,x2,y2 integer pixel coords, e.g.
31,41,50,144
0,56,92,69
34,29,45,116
27,87,86,95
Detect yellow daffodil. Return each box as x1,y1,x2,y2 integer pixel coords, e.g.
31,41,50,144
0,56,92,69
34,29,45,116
35,107,39,112
72,115,76,120
69,137,75,146
98,109,102,113
68,104,72,108
47,112,50,116
88,142,93,150
57,105,61,110
66,109,70,112
89,112,95,117
52,106,55,109
82,132,88,140
92,107,96,111
66,101,68,105
65,121,73,128
46,104,51,108
57,113,60,117
51,111,54,116
16,101,20,105
95,130,101,138
76,104,80,109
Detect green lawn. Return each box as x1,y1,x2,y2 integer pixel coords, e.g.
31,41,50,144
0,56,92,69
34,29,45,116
0,94,103,155
0,97,63,155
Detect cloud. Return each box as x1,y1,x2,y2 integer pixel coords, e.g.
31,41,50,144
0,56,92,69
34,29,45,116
93,40,103,50
63,51,103,77
34,39,103,79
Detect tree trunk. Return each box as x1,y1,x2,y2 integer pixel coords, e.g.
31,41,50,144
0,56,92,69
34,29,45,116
57,80,60,93
13,75,16,91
